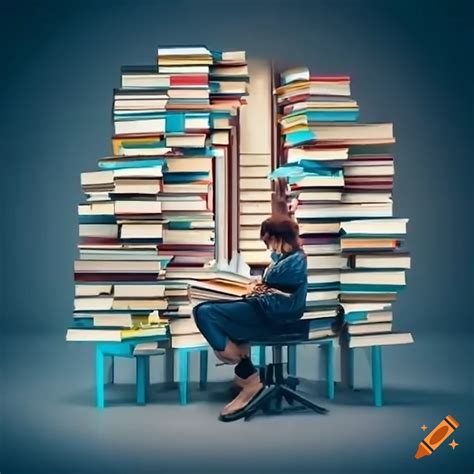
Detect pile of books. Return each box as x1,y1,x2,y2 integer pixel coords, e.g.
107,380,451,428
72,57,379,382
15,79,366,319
67,46,249,345
238,60,274,267
273,66,412,347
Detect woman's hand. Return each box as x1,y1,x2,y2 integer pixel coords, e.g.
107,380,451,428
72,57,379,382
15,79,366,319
271,177,298,218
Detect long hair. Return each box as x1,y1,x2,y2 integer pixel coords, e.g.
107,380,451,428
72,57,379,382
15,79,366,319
260,217,302,253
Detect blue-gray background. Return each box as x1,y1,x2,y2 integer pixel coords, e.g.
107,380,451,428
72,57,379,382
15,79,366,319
1,1,472,473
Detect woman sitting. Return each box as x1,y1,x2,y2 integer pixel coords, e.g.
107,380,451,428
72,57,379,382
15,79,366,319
193,217,308,421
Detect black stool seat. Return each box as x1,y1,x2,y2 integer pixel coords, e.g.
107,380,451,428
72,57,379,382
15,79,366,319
225,333,329,422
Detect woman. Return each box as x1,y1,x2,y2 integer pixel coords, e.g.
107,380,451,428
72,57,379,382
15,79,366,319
193,216,308,421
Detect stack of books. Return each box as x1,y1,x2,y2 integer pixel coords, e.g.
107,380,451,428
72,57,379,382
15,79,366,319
68,46,248,345
272,66,412,346
238,60,274,268
69,163,170,342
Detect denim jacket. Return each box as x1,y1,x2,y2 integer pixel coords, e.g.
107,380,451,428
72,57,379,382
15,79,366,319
250,249,308,324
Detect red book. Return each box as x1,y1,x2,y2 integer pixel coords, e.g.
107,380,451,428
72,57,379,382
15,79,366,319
309,76,351,82
75,273,162,282
170,74,209,87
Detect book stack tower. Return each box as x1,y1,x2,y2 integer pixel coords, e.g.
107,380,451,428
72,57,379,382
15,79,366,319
68,46,249,346
273,66,413,347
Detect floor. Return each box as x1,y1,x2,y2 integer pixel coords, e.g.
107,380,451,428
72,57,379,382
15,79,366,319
1,331,473,474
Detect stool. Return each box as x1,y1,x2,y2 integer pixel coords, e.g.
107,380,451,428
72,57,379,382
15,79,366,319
252,339,336,399
237,337,330,421
95,337,167,408
176,346,209,405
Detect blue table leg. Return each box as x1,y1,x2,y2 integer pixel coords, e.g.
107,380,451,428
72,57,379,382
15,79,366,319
326,342,335,400
165,347,175,387
348,347,355,390
199,350,208,390
287,345,297,376
144,356,150,394
95,346,105,409
136,356,147,405
179,350,189,405
371,345,383,407
110,356,115,384
250,346,259,365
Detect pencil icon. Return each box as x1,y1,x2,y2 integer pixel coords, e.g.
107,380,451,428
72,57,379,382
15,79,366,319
415,415,460,459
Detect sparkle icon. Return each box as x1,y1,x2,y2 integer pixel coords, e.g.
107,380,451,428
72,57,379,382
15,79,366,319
421,424,427,431
448,439,459,450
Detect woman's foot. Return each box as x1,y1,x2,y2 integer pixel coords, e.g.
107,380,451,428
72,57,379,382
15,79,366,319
219,373,263,418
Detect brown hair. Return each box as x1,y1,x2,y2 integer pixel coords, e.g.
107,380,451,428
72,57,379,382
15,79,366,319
260,217,302,253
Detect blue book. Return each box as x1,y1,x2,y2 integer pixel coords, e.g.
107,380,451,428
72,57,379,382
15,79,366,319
79,215,116,224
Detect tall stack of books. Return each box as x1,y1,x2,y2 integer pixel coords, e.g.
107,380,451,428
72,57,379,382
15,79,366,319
272,66,412,346
67,46,248,346
238,60,274,268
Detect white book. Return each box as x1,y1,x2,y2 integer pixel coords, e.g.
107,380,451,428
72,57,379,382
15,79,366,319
74,260,162,273
79,224,118,238
240,154,271,167
114,118,165,135
287,147,349,162
81,170,114,187
78,202,115,215
341,270,406,285
114,285,166,298
307,255,347,270
240,202,272,214
349,332,414,348
75,285,113,297
240,166,271,178
121,224,163,239
171,333,208,348
341,218,408,235
306,290,340,302
347,322,393,334
352,254,411,269
342,303,392,314
170,318,200,335
296,203,392,219
240,190,272,202
344,165,394,177
74,297,114,311
239,226,262,240
66,329,122,342
114,201,162,215
307,271,340,284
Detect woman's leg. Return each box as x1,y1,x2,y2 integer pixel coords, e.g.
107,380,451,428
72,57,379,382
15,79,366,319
193,302,248,363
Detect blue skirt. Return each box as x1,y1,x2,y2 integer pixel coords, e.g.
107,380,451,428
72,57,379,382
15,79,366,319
192,298,308,351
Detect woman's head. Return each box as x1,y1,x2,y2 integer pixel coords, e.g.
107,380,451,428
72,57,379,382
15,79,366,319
260,217,302,254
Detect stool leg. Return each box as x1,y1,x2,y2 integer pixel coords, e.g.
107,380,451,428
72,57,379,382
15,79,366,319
326,342,335,400
136,356,147,405
199,350,208,390
259,346,266,367
371,346,383,407
287,345,297,376
179,350,189,405
95,346,105,409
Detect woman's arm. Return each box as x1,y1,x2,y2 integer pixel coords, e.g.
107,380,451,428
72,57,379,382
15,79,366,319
264,252,307,289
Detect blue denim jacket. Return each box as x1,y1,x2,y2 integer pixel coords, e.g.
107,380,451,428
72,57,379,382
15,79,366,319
251,249,308,324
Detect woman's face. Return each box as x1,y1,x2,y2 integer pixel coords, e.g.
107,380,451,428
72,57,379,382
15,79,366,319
267,236,283,253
